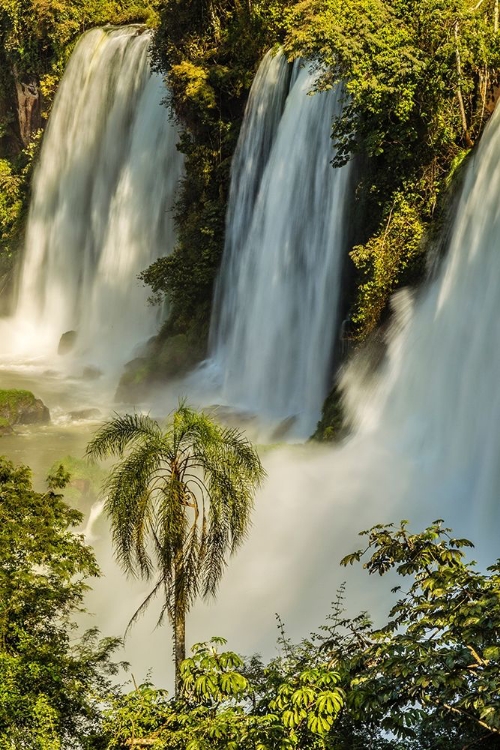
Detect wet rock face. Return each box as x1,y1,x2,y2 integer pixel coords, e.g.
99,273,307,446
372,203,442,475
0,389,50,428
58,330,77,355
14,71,42,147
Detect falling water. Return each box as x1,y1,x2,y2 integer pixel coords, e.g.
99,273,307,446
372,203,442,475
340,101,500,531
3,35,500,686
6,26,183,371
208,53,351,436
172,105,500,668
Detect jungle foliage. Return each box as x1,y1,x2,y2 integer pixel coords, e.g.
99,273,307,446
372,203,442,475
139,0,500,419
0,457,122,749
1,451,499,747
141,0,291,376
100,520,500,749
284,0,500,338
2,0,499,399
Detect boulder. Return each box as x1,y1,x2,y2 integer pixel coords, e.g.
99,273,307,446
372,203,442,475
58,330,77,355
0,390,50,428
68,408,101,421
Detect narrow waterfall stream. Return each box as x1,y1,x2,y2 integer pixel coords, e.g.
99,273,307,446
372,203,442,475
207,53,352,437
3,25,183,375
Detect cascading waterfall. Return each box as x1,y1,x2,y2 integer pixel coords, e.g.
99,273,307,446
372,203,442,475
0,37,497,685
339,100,500,533
6,26,183,371
176,104,500,663
208,53,351,437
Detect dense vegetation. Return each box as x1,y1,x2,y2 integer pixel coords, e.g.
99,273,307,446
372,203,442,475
0,457,122,748
284,0,500,339
1,0,499,426
122,0,499,425
1,4,500,746
3,458,499,749
101,520,500,749
128,0,290,384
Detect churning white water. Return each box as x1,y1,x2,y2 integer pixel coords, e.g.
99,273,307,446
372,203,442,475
168,104,500,674
207,53,351,436
5,26,183,371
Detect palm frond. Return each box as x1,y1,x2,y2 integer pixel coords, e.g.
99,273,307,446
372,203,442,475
86,413,164,461
87,403,265,651
125,575,168,636
104,437,165,577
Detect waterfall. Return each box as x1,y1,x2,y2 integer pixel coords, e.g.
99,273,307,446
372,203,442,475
340,101,500,531
208,53,351,437
6,26,183,371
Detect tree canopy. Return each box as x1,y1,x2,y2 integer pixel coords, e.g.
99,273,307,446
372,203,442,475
100,520,500,749
0,457,122,749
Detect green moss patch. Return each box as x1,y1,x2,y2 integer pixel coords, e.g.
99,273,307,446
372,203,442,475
0,389,50,427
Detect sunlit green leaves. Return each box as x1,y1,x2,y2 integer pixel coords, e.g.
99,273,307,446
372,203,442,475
285,0,500,339
338,520,500,740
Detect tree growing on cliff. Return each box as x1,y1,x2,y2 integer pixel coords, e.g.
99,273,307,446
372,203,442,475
86,402,265,695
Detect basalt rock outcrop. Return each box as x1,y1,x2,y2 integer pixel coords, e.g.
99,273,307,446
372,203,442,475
0,389,50,429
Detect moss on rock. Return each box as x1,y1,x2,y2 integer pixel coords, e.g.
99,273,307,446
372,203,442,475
0,389,50,427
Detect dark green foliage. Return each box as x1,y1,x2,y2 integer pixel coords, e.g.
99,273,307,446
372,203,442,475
101,522,500,748
143,0,291,369
102,637,345,749
0,456,122,748
0,0,159,84
338,521,500,743
285,0,500,338
312,383,346,442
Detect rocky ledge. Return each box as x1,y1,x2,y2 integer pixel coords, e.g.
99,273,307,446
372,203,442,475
0,389,50,431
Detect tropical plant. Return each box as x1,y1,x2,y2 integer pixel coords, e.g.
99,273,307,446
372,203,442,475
101,521,500,749
284,0,500,339
86,403,265,694
103,637,345,749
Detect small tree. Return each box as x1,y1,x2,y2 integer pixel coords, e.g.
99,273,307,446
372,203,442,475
86,403,265,694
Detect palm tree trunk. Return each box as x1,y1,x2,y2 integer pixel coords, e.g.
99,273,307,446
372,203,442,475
174,603,186,698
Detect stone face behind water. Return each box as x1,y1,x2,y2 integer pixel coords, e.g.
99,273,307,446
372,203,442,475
0,390,50,428
58,330,77,355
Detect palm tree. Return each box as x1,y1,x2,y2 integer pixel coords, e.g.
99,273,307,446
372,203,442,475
86,402,265,694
